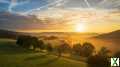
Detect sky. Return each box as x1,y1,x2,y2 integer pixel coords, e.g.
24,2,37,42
0,0,120,33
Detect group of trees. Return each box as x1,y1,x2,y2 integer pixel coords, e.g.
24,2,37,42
16,35,116,67
16,35,54,52
87,47,110,67
56,40,71,57
16,35,45,50
16,35,96,58
16,35,96,57
72,42,95,57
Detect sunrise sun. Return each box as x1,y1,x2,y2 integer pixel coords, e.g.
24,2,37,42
75,23,86,32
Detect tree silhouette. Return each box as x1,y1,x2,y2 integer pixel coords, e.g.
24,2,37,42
38,40,45,50
87,47,110,67
98,47,110,57
30,37,40,50
16,35,44,50
81,42,95,57
16,35,32,49
87,54,110,67
57,40,71,57
72,43,82,56
46,43,53,52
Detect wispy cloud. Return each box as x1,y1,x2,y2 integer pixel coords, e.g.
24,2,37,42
0,0,10,3
23,0,65,14
8,0,29,12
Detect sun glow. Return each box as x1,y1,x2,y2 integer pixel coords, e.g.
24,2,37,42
75,23,86,32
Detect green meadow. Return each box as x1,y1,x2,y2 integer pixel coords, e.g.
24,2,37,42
0,39,86,67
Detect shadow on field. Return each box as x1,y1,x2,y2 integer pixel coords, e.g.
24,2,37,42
24,54,59,66
24,54,47,61
39,57,59,66
0,42,31,55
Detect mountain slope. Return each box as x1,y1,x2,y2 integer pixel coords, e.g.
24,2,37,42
95,30,120,39
0,29,29,39
0,29,19,39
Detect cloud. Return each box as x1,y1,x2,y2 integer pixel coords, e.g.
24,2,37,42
23,0,64,14
8,0,30,12
0,0,10,3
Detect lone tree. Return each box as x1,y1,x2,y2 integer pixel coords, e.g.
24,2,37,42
87,47,110,67
98,47,110,57
81,42,95,57
16,35,32,49
16,35,44,50
57,40,71,57
72,43,82,56
38,40,45,50
46,43,53,52
87,54,110,67
30,37,44,50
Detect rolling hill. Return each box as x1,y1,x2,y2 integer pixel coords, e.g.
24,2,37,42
93,30,120,44
0,29,30,39
0,29,21,39
0,39,87,67
94,30,120,39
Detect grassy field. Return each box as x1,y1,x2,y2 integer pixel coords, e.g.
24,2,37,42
0,39,87,67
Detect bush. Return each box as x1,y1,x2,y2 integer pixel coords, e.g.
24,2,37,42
81,42,95,57
46,43,53,52
72,43,82,55
57,40,71,57
87,55,110,67
16,35,45,50
16,35,32,49
98,47,110,57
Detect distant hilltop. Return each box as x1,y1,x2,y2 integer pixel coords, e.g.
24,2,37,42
94,30,120,39
0,29,18,39
0,29,29,39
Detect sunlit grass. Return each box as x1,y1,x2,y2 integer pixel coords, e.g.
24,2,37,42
0,39,87,67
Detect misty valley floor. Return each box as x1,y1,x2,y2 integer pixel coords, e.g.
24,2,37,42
0,39,86,67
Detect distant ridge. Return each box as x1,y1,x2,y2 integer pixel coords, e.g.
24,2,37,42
94,30,120,39
0,29,29,39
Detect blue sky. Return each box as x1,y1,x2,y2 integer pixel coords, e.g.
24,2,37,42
0,0,120,33
0,0,48,13
0,0,120,13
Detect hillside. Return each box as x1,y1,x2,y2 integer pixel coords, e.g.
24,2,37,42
94,30,120,39
0,29,30,39
93,30,120,45
0,29,19,39
0,39,87,67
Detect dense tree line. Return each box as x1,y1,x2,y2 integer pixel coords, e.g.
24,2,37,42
16,35,44,50
72,42,95,57
16,35,115,67
87,47,110,67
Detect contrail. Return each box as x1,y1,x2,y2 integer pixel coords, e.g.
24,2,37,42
97,0,108,8
54,0,67,8
84,0,91,8
23,0,64,15
108,0,120,8
0,0,10,3
8,0,16,12
8,0,29,12
97,0,120,9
